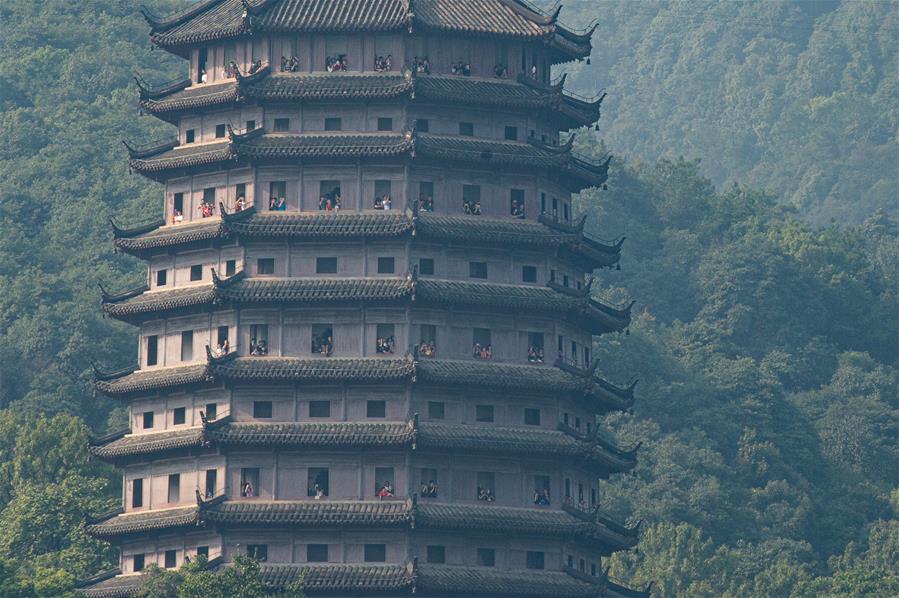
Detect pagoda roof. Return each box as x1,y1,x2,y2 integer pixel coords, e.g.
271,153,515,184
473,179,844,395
138,71,601,129
87,498,638,553
145,0,592,63
78,562,650,597
93,355,635,412
89,418,637,475
110,211,623,271
101,275,632,334
125,129,610,191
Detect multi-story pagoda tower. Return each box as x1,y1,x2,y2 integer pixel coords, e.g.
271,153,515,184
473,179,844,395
80,1,649,596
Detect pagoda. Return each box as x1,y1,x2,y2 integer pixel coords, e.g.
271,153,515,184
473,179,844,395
80,1,649,596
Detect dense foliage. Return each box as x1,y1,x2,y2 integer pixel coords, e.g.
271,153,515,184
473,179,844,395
0,1,894,596
141,555,304,598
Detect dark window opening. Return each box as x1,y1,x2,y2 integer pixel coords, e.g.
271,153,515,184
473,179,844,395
522,265,537,283
364,544,386,562
133,554,145,572
240,468,259,497
324,117,342,131
375,467,395,497
250,324,269,355
469,261,487,279
268,181,286,211
205,469,217,498
197,546,209,558
307,544,329,563
319,180,341,211
415,118,429,132
475,404,494,423
146,335,158,366
245,120,256,132
253,401,273,419
205,402,217,421
312,324,334,355
197,47,208,83
533,475,550,505
420,468,439,498
377,117,393,131
418,181,434,211
247,544,268,561
309,400,331,418
525,408,541,426
273,118,290,132
528,332,545,364
477,548,495,567
316,257,338,274
504,126,518,141
462,185,481,215
473,328,492,360
165,550,177,569
173,193,185,220
216,326,229,352
132,478,143,508
477,472,496,501
526,551,545,570
215,124,226,138
257,258,275,275
190,264,202,281
418,258,434,276
459,122,474,136
180,330,193,362
376,324,395,355
225,259,237,277
428,401,444,419
173,406,186,425
419,323,436,357
426,545,446,564
367,400,386,418
156,270,167,286
510,188,525,218
167,473,180,503
307,468,329,497
377,257,395,274
185,129,195,144
373,179,392,209
142,411,154,429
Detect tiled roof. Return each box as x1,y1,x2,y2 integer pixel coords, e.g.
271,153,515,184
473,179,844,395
127,140,234,179
227,209,413,238
238,132,413,160
248,72,413,101
211,356,416,383
89,428,206,460
259,562,413,593
204,499,413,527
210,421,414,448
86,506,200,539
139,80,239,119
416,565,603,597
149,0,591,62
103,284,217,320
94,363,210,398
76,572,142,598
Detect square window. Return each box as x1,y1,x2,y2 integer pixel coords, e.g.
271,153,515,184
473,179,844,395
469,262,487,279
526,551,545,570
309,400,331,418
165,550,177,569
225,259,236,277
524,408,541,426
477,548,495,567
312,324,334,355
426,545,445,564
415,118,429,132
377,257,395,274
418,258,434,276
146,335,158,366
316,257,338,274
427,401,444,419
273,118,289,132
173,407,186,425
142,411,154,429
133,554,145,572
522,266,537,283
206,402,217,421
180,330,193,362
324,117,342,131
215,124,226,138
307,544,329,563
504,126,518,141
257,258,275,275
477,472,495,501
459,122,474,136
376,324,395,354
190,264,203,281
475,404,494,423
364,544,386,563
377,117,393,131
367,400,386,418
197,546,209,558
156,270,167,286
307,468,329,497
132,478,143,508
185,129,195,143
375,467,395,497
253,401,273,419
247,544,268,561
246,120,256,132
167,473,180,503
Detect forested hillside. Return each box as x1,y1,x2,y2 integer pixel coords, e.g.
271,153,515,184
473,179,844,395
545,0,898,225
0,1,895,596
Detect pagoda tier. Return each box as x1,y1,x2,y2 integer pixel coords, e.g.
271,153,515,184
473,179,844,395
125,129,610,191
137,70,603,130
142,0,594,64
79,562,650,598
92,354,636,413
79,1,648,595
110,210,623,270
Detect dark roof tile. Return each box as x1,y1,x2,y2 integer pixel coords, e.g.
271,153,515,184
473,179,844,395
205,499,412,527
211,421,414,448
86,506,199,539
89,428,206,460
94,363,210,397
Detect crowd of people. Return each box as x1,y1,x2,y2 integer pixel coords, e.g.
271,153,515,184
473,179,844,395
268,196,287,211
280,55,300,72
374,54,393,72
212,339,230,357
527,346,545,364
420,480,439,498
472,343,493,359
494,63,508,78
477,486,496,502
510,198,526,219
312,332,334,356
319,191,341,211
376,481,395,499
376,335,396,354
534,489,551,506
411,56,430,74
326,55,349,72
451,61,472,76
373,194,392,210
249,338,268,356
418,341,436,357
462,199,482,215
418,196,434,212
